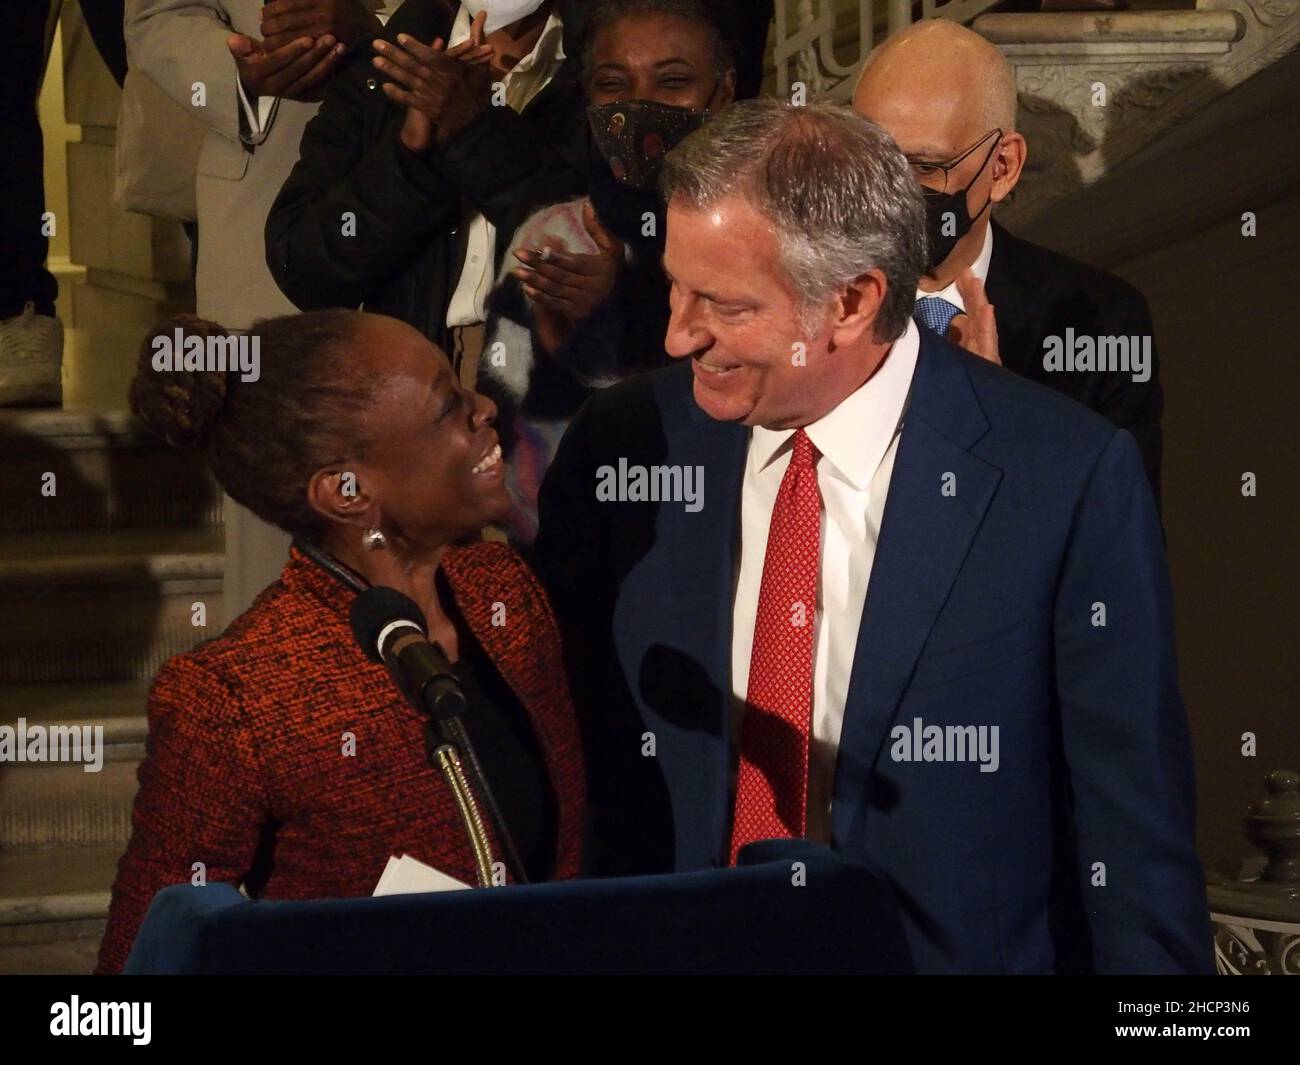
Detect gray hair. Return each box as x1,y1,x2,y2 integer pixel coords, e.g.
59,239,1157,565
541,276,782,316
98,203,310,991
659,98,927,341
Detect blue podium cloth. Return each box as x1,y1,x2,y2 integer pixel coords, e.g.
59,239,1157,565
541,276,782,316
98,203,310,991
123,840,911,974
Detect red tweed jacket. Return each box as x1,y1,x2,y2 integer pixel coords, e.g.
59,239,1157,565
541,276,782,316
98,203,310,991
95,541,586,975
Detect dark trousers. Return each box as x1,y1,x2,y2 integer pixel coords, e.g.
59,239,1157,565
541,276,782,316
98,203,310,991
1,1,60,320
79,0,128,88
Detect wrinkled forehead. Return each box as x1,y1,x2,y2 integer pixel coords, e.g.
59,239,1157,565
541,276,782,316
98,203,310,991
589,11,719,73
664,195,799,298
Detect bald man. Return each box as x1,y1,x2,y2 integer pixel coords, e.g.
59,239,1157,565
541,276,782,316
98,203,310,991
853,21,1164,508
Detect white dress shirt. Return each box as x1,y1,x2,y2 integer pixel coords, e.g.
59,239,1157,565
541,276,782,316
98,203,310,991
236,88,277,145
445,6,566,328
915,222,994,313
730,320,921,845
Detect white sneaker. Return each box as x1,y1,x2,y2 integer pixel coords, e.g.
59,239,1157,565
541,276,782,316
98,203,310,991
0,302,63,406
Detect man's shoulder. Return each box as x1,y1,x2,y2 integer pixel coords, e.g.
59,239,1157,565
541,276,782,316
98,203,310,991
991,223,1151,317
967,342,1114,424
929,334,1122,471
580,360,696,429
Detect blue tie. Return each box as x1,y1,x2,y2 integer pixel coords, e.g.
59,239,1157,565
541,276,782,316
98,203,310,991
913,296,961,337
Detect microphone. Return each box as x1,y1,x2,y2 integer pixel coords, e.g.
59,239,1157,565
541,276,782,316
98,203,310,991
349,584,533,883
349,587,468,721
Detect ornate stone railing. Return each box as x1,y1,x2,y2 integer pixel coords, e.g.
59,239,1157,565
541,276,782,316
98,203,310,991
978,3,1300,227
771,0,1008,97
1207,770,1300,975
769,2,1300,226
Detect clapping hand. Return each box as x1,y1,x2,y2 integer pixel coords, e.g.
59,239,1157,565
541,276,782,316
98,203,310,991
372,11,496,153
260,0,383,52
228,32,347,102
513,200,625,353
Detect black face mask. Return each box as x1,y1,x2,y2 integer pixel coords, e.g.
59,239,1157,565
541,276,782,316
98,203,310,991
923,139,999,272
587,149,666,257
585,93,718,258
587,98,710,191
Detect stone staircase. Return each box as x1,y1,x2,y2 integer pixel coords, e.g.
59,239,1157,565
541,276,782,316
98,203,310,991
3,3,214,974
0,409,221,974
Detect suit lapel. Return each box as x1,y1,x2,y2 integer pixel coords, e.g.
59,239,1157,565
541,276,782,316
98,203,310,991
832,335,1003,846
650,397,747,859
659,406,748,708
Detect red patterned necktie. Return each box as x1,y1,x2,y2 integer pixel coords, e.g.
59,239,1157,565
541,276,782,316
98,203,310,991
729,428,822,865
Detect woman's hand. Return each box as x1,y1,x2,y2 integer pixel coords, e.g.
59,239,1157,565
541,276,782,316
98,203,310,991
373,13,495,154
514,201,625,352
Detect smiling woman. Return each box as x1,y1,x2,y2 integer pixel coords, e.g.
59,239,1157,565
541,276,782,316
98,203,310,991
478,0,743,545
95,309,586,975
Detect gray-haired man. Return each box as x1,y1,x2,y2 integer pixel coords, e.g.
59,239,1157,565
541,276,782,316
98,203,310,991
535,98,1210,974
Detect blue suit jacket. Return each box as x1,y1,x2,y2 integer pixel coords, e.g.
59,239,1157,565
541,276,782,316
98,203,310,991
534,329,1213,974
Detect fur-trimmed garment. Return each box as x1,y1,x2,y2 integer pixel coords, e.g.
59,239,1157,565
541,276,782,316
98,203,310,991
95,542,585,974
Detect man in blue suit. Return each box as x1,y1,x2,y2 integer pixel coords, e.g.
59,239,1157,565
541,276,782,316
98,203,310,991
533,99,1212,974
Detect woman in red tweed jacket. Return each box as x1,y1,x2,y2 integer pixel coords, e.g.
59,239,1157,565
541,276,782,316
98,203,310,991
96,310,586,974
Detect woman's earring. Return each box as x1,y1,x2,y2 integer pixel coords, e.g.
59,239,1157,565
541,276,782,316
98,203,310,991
362,527,387,551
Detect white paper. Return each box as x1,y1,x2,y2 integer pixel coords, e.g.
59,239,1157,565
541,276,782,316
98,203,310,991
373,854,472,897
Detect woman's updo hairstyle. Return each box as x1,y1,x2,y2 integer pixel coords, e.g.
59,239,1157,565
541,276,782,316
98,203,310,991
129,309,377,541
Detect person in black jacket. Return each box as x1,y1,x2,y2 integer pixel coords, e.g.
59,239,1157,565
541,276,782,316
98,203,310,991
265,0,592,368
477,0,741,545
853,19,1164,506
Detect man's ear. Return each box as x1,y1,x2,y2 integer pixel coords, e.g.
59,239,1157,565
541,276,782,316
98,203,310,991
831,269,887,349
990,132,1027,204
307,465,376,531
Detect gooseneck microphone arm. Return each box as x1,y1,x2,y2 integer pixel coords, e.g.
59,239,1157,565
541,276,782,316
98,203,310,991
295,539,530,886
373,613,533,885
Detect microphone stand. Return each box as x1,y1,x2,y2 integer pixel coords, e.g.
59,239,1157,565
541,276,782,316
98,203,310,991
295,538,530,886
425,729,496,888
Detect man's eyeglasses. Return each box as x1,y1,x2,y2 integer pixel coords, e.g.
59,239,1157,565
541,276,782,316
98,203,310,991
907,129,1003,197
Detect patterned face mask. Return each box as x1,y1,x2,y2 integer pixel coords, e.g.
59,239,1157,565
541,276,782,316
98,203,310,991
587,99,711,191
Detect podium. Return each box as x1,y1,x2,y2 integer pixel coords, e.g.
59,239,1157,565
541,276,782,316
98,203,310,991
122,840,912,974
